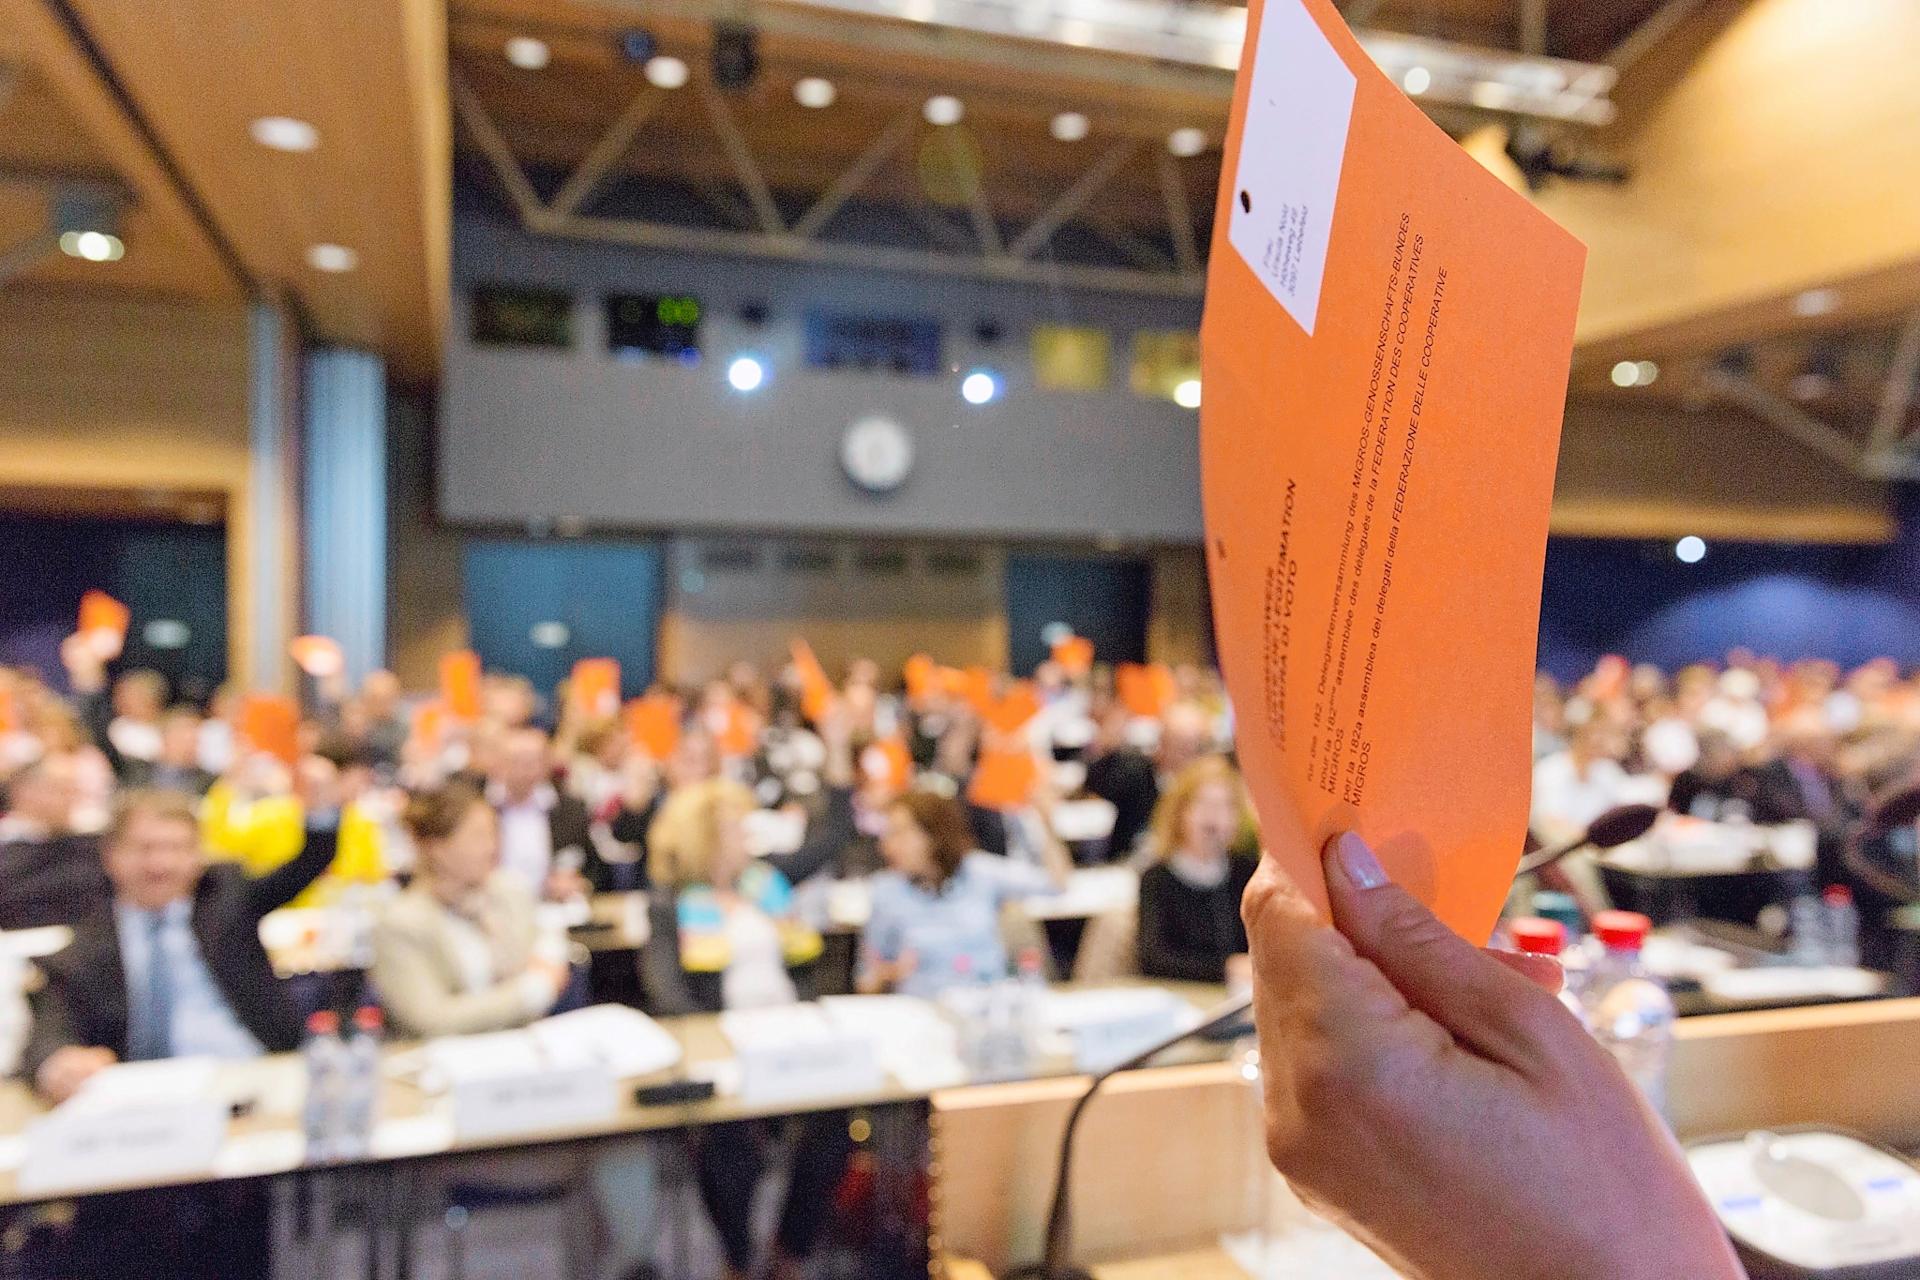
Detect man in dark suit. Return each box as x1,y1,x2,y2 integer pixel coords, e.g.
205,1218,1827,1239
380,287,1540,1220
488,725,646,897
0,754,110,928
26,778,339,1101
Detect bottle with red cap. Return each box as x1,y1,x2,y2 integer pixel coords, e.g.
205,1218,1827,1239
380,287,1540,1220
1823,884,1860,968
1508,917,1589,1028
1582,910,1675,1120
301,1010,344,1163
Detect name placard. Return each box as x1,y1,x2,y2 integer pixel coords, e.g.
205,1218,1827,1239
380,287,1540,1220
736,1035,882,1107
450,1063,618,1142
1069,1006,1187,1074
20,1100,227,1195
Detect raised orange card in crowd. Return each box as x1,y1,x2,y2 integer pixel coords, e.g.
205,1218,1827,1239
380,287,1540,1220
240,694,301,766
967,744,1041,813
626,692,682,761
570,658,621,719
1051,635,1094,676
440,650,483,722
1201,0,1584,940
789,638,836,723
289,635,344,679
980,681,1041,736
77,590,129,643
1115,663,1176,720
904,654,939,705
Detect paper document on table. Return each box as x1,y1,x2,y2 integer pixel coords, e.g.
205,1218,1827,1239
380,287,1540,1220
423,1030,545,1083
66,1055,220,1111
530,1003,682,1078
719,1004,837,1050
1202,0,1584,940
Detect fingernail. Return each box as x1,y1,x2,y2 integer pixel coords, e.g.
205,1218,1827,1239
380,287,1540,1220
1332,831,1388,890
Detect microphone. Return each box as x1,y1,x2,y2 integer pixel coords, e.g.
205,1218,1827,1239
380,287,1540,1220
1005,992,1256,1280
1515,803,1661,877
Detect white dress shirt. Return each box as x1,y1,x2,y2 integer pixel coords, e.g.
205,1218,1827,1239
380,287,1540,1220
490,782,557,897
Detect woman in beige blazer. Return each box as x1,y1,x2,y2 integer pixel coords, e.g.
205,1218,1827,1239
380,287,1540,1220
373,783,570,1038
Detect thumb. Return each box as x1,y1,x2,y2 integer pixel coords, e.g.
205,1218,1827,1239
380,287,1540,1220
1323,831,1558,1065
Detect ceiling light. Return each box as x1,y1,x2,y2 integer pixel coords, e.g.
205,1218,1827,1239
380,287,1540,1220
1610,360,1638,388
961,370,1000,405
1793,288,1839,318
1402,66,1432,95
728,355,766,392
249,116,318,153
1167,127,1207,157
923,95,964,126
306,243,358,272
1173,377,1202,409
1050,111,1090,142
1675,536,1706,564
645,55,690,89
504,36,550,70
1634,360,1659,386
58,230,122,262
794,77,836,108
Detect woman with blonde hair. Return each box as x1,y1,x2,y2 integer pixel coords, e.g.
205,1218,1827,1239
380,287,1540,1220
1135,754,1258,984
639,716,855,1280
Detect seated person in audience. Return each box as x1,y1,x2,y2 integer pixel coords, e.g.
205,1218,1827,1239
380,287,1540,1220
105,667,168,766
124,705,216,796
1081,703,1160,859
1747,709,1856,828
1528,713,1637,843
1666,728,1752,819
488,724,615,900
372,783,569,1037
0,753,110,928
354,668,409,767
25,774,340,1102
1135,756,1257,985
858,791,1063,998
639,725,855,1280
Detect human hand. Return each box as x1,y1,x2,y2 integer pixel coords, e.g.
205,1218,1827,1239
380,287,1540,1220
58,634,107,695
36,1045,116,1104
1240,832,1744,1280
530,956,571,1000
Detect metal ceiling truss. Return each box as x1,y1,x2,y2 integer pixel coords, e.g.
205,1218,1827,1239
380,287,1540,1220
450,66,1207,299
1703,309,1920,482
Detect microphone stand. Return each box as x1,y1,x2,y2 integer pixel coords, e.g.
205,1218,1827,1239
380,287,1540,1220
1005,992,1256,1280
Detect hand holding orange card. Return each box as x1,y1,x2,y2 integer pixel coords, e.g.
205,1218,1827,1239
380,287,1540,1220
570,658,621,720
440,651,483,722
1202,0,1584,942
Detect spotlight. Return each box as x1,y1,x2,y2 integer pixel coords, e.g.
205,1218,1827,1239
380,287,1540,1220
961,370,1000,405
794,77,836,108
1050,111,1090,142
644,55,689,89
1610,360,1639,388
306,243,358,273
712,22,760,92
1173,377,1202,409
1634,360,1659,386
1675,535,1706,564
923,95,964,126
728,355,766,392
53,187,123,262
1167,127,1207,157
59,230,123,262
249,116,319,152
1402,66,1431,94
617,28,657,64
504,36,550,70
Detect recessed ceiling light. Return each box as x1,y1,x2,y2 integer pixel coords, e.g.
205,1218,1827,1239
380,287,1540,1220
1634,360,1659,386
794,77,836,108
644,55,689,89
1402,66,1432,95
728,355,767,392
1050,111,1090,142
1675,535,1706,564
306,243,358,273
58,230,123,262
961,370,1000,405
1611,360,1639,388
504,35,550,70
1173,377,1202,409
923,95,964,126
249,116,318,153
1793,288,1839,318
1167,127,1207,157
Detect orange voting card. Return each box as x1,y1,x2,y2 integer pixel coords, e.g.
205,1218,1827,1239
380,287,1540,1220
1115,663,1177,720
861,736,913,795
290,635,344,679
240,694,301,766
1051,635,1095,676
570,658,622,720
903,654,939,705
0,683,15,736
440,651,483,722
1201,0,1584,941
710,701,760,759
968,746,1041,813
959,667,994,718
626,693,682,761
790,638,837,723
77,590,130,647
981,682,1041,736
413,701,447,752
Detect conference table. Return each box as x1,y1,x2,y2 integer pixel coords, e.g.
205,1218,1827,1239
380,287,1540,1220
0,978,1226,1279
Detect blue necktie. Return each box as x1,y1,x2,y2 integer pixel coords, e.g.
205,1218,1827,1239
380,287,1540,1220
130,911,175,1061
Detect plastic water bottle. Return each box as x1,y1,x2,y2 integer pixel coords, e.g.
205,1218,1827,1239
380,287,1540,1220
1508,917,1589,1027
335,1006,384,1160
302,1010,345,1163
1789,892,1827,966
1823,885,1860,967
1582,911,1676,1120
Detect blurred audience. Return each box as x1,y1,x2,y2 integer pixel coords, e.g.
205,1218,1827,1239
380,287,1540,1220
1135,756,1257,985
